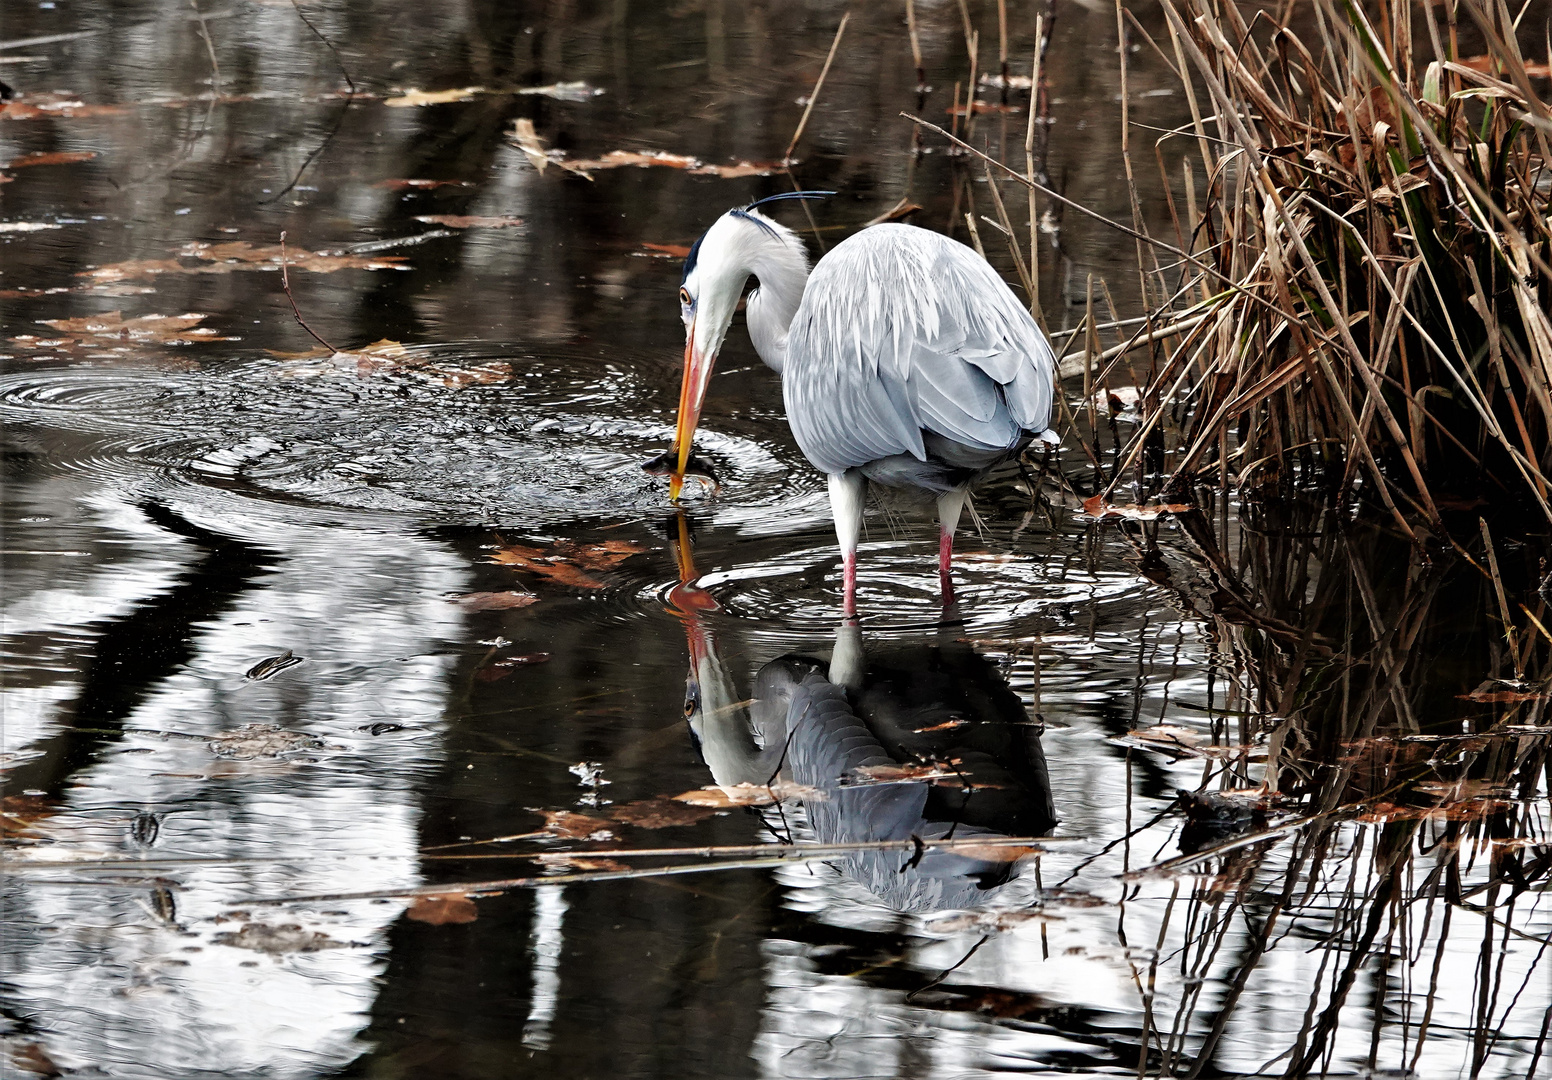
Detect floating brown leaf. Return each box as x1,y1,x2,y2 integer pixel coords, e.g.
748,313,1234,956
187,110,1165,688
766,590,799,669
564,149,699,172
849,762,963,785
14,311,237,349
413,215,524,229
1,93,127,121
690,160,786,178
606,798,718,829
913,719,968,733
79,242,408,284
405,893,480,924
672,781,824,808
510,118,552,176
375,178,473,191
384,86,483,107
540,810,616,840
449,590,540,611
1081,495,1193,520
486,539,645,588
4,150,97,169
535,853,631,873
1112,725,1259,760
1459,681,1549,703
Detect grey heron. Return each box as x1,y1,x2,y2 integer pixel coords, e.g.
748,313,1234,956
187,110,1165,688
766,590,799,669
668,192,1058,615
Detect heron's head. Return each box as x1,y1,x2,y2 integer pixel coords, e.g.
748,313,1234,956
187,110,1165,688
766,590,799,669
669,190,831,499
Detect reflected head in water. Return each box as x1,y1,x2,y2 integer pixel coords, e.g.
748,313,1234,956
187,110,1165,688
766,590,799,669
664,192,1060,616
667,514,1056,912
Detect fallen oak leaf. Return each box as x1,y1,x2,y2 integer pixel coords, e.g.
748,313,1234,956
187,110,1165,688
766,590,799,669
405,893,480,924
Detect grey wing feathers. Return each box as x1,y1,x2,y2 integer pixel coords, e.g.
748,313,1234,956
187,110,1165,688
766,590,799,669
783,223,1055,478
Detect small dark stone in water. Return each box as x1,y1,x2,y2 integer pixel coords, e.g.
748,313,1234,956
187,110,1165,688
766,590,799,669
361,722,404,736
642,449,720,487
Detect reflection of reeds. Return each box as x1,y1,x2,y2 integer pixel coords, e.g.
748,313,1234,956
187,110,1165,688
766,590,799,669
1110,488,1552,1076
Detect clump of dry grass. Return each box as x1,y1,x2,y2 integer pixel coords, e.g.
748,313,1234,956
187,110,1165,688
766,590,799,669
1134,0,1552,533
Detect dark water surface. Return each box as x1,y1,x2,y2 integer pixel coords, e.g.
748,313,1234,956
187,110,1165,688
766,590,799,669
3,3,1550,1078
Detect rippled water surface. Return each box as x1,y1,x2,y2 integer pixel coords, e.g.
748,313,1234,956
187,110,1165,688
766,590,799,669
4,4,1550,1079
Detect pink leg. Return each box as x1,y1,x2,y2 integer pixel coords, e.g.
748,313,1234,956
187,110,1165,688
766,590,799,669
938,529,955,607
842,551,857,617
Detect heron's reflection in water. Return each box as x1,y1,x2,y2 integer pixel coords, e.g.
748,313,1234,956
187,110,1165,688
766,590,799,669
668,516,1056,913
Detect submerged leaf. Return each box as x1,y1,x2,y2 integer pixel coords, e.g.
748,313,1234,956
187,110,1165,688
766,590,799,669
449,590,540,611
605,798,717,829
405,893,479,924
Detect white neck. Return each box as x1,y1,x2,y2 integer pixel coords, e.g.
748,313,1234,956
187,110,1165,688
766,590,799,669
742,228,810,375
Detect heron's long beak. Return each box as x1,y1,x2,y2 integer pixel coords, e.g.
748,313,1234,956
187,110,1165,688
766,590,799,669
670,317,715,501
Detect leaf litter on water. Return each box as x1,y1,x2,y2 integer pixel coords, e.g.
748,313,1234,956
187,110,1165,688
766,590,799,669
383,86,483,107
80,241,409,284
485,539,646,588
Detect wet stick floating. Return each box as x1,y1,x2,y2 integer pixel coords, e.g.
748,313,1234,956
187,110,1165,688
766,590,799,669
238,836,1063,905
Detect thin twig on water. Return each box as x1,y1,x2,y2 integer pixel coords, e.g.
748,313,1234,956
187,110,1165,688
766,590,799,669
278,231,339,353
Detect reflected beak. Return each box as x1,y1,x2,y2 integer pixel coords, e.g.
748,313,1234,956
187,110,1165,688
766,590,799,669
670,317,715,501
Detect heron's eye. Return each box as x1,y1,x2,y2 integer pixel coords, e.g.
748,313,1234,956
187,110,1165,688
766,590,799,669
683,683,700,717
679,287,692,307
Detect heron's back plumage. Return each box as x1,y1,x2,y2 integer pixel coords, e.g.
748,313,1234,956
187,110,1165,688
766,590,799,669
783,224,1055,485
